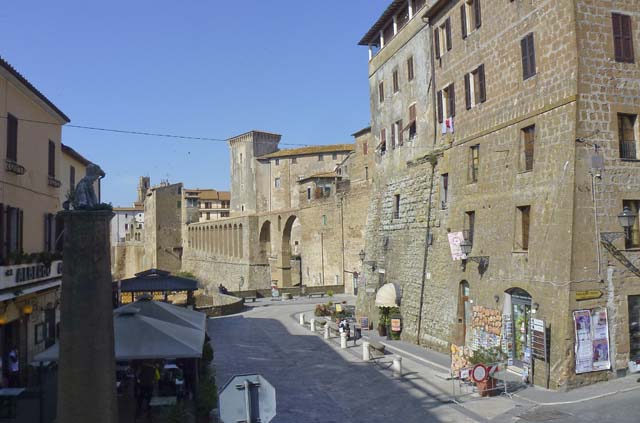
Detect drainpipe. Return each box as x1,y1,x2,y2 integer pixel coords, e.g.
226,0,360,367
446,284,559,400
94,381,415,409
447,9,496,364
416,17,439,345
340,195,346,291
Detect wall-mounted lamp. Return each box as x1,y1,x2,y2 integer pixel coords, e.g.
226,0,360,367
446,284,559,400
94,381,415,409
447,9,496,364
601,206,637,243
22,304,33,316
493,295,500,304
459,239,489,274
532,302,540,314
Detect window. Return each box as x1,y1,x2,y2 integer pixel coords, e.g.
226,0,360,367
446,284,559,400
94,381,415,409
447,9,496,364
275,159,280,166
379,81,385,103
469,145,479,183
205,202,212,208
70,165,76,188
363,142,368,155
44,213,55,252
521,33,536,80
307,187,312,200
437,84,456,123
239,153,243,163
274,177,281,188
292,157,297,164
440,174,449,210
407,56,414,81
624,200,640,249
393,69,399,93
516,206,531,251
408,104,417,138
380,128,387,154
322,215,327,225
365,166,369,180
395,121,404,147
125,223,129,231
206,212,211,220
332,153,338,160
464,65,486,109
176,200,181,209
460,0,481,39
3,206,23,255
434,18,452,59
612,13,634,63
619,114,638,159
6,113,17,162
393,194,401,219
318,154,324,161
48,140,55,177
521,125,536,171
464,211,475,245
391,123,397,149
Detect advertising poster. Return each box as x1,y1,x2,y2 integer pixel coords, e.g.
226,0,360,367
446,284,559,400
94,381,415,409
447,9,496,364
448,232,467,261
591,309,611,371
573,310,593,374
391,318,401,332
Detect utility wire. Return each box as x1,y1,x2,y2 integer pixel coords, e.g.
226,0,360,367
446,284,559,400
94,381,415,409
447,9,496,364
0,115,310,147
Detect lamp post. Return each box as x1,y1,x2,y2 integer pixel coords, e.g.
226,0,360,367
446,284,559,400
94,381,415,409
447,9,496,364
618,206,637,240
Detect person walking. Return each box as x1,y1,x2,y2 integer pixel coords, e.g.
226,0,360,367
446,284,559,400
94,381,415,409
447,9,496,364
7,348,19,388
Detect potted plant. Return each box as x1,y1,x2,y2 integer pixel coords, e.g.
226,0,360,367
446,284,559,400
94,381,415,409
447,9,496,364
377,307,392,336
466,346,505,397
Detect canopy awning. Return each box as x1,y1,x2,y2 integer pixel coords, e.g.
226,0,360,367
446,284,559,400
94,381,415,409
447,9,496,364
119,268,198,292
115,298,205,332
34,300,206,362
375,282,401,308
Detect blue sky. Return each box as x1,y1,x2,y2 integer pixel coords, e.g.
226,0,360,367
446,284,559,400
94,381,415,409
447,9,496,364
1,1,390,205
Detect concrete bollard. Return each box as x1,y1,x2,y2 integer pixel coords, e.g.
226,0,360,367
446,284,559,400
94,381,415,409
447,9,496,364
340,332,347,349
392,356,403,377
362,341,371,361
310,318,316,332
324,324,329,339
299,313,305,325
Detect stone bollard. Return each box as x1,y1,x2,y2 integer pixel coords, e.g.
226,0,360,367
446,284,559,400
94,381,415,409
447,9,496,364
299,313,305,325
340,332,347,349
324,324,329,339
392,356,403,378
310,318,316,332
362,341,371,361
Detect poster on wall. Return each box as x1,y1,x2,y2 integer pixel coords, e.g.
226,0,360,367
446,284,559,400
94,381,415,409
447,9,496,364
448,232,467,261
591,309,611,371
573,309,611,374
574,310,593,374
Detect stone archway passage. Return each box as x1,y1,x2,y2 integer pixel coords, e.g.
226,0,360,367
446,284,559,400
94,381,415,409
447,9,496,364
259,221,271,264
279,215,298,287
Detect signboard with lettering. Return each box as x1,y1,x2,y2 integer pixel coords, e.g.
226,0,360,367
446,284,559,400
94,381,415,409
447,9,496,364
448,232,467,261
576,290,603,301
359,317,369,329
391,318,401,332
0,260,62,291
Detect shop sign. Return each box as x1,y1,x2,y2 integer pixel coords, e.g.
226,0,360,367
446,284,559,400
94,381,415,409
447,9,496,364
359,316,369,329
0,260,62,290
391,318,401,332
573,309,611,374
576,290,603,301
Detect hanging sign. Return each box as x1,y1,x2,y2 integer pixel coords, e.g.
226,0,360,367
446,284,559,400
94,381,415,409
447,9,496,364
448,232,467,261
530,318,547,362
359,316,369,329
575,290,603,301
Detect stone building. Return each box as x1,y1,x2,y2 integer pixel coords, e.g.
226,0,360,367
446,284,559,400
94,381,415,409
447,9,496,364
143,181,183,273
111,177,147,280
0,56,69,386
182,130,373,294
183,188,230,224
357,0,640,390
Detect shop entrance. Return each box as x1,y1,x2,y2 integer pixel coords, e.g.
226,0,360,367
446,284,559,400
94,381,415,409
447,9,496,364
0,320,21,385
629,295,640,364
507,288,532,368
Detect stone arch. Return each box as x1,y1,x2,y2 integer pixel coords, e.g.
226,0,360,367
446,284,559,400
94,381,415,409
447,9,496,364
238,223,244,258
258,221,271,264
279,215,299,287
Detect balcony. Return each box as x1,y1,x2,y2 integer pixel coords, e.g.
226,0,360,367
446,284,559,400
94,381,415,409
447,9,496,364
5,159,25,175
0,260,62,291
48,176,62,188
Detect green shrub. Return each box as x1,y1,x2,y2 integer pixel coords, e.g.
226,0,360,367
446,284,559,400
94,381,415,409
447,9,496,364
327,289,334,298
196,368,218,418
202,342,214,366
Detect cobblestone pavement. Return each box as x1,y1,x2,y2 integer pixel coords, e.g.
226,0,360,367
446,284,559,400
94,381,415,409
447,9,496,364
208,299,483,423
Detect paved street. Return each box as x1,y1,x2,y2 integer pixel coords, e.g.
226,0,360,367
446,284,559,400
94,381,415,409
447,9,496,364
209,297,640,423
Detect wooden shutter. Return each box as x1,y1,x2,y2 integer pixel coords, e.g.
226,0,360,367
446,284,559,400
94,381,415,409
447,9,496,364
464,73,471,110
6,114,17,162
407,56,414,80
48,140,55,177
521,207,530,250
18,209,23,252
398,120,404,145
527,34,536,77
437,90,443,123
44,213,50,252
474,0,482,29
478,64,486,103
445,18,452,51
409,104,416,121
70,165,76,188
449,83,456,117
622,14,635,62
613,14,623,61
434,28,441,59
461,5,467,39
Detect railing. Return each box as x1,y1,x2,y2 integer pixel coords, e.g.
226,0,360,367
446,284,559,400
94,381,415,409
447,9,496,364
620,140,637,160
5,159,25,175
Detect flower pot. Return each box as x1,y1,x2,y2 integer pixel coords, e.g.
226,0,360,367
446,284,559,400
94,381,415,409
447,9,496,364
475,377,497,397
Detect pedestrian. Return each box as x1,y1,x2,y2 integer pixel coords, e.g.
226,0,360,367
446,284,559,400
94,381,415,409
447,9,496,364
135,361,156,419
8,348,19,388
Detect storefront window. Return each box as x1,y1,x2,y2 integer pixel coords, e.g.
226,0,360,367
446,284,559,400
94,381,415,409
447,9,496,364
629,295,640,362
508,288,532,367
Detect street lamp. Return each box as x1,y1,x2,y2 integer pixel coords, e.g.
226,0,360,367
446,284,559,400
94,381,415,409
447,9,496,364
618,206,637,240
458,238,489,273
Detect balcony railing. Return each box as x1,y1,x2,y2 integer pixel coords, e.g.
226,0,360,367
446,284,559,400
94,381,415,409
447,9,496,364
620,140,638,160
5,159,25,175
48,176,62,188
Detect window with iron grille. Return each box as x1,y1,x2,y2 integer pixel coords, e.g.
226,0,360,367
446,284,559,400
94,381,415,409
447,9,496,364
469,145,479,183
440,174,449,210
619,114,638,160
393,194,400,219
465,211,475,245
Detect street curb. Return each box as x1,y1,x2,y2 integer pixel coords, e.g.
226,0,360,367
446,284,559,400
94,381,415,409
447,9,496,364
513,384,640,406
377,340,451,373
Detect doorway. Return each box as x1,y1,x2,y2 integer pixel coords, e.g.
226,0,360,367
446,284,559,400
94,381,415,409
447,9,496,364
509,288,532,368
458,281,471,345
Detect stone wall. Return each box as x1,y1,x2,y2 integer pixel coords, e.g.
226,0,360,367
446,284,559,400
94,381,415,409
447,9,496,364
143,183,183,273
111,242,145,280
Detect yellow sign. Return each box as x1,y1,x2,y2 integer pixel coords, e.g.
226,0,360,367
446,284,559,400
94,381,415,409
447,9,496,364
576,290,603,301
335,304,342,312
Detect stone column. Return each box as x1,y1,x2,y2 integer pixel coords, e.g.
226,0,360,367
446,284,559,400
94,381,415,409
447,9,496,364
57,210,117,423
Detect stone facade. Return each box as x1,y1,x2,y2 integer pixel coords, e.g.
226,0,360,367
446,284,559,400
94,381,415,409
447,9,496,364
143,182,183,273
357,0,640,390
